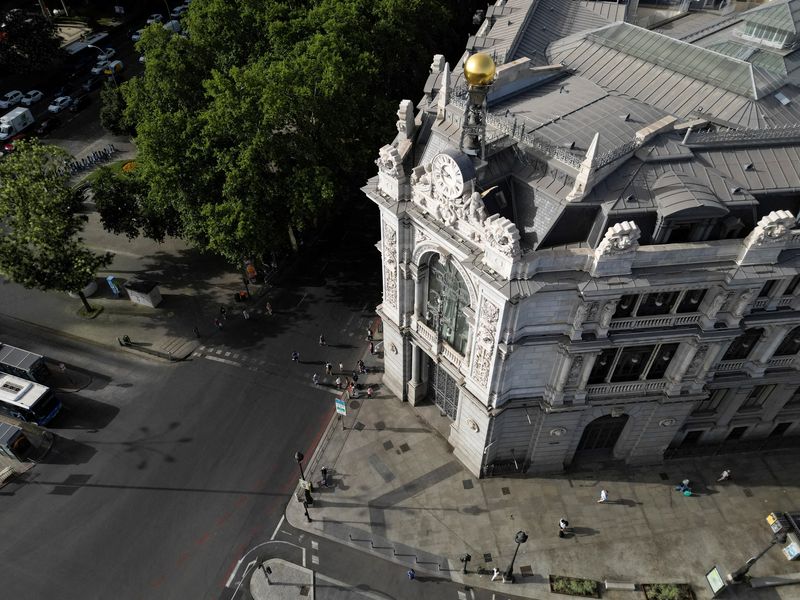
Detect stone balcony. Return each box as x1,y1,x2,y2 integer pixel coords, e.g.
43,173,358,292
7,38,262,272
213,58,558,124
609,313,701,331
585,379,667,398
412,319,465,370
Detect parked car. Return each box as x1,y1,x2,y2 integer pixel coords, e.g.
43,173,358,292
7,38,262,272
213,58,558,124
146,13,163,24
69,95,90,113
163,20,181,34
170,5,187,17
20,90,43,106
3,133,27,152
47,96,72,113
0,90,23,109
35,117,61,136
131,29,144,42
91,59,111,75
52,84,73,99
81,77,102,92
97,47,116,61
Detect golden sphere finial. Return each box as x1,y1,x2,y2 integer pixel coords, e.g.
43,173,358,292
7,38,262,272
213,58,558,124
464,53,496,86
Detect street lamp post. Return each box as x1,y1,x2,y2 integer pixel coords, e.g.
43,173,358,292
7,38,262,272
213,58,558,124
295,451,313,504
728,531,788,584
459,553,471,574
503,530,528,583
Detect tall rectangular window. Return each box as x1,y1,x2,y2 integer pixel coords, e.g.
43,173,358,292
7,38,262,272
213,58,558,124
693,389,726,414
739,385,774,411
676,289,706,313
636,292,680,316
588,349,617,384
759,280,778,298
785,275,800,296
645,343,679,380
611,346,655,382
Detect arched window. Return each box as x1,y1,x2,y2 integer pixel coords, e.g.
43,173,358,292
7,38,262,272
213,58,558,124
722,328,763,361
774,326,800,357
426,255,470,353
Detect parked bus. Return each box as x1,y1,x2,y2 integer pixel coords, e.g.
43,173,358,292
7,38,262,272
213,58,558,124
0,343,50,383
0,374,61,426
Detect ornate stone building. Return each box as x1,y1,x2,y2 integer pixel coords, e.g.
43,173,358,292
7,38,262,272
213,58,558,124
365,0,800,477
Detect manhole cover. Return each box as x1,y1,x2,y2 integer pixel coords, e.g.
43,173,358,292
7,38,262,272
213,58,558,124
350,401,361,409
462,479,474,490
354,421,365,431
383,441,394,450
299,584,310,596
375,421,386,430
519,565,532,576
743,488,753,497
399,443,410,453
502,487,510,495
483,553,492,562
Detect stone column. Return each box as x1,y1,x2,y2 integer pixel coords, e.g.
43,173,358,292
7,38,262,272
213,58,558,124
407,344,427,406
545,349,574,405
664,341,698,396
571,353,598,404
688,342,725,393
744,324,792,377
699,287,729,329
412,264,427,322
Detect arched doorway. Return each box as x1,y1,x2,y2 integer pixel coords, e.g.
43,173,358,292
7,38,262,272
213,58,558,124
574,414,630,462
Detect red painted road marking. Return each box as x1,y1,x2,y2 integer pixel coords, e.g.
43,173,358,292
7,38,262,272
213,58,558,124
150,575,166,589
176,551,191,567
195,532,211,546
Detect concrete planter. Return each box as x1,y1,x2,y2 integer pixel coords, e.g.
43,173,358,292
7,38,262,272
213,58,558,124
642,583,695,600
549,575,601,598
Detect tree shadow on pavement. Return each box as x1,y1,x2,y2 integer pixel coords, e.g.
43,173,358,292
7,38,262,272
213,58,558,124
52,394,119,430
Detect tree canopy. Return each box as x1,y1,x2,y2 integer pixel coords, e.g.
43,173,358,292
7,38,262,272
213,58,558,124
0,10,63,76
111,0,480,264
0,140,112,310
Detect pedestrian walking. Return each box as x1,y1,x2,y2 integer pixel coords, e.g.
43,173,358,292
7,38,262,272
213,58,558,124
292,351,300,362
219,305,227,320
407,569,416,581
366,327,373,341
321,466,329,487
319,334,326,346
357,359,365,374
335,376,342,389
369,341,375,355
214,318,223,330
338,362,344,373
717,469,731,482
325,362,333,376
193,326,200,338
367,386,373,398
242,309,250,320
312,373,319,386
352,373,359,385
491,567,501,581
597,489,609,503
559,518,569,538
265,302,273,316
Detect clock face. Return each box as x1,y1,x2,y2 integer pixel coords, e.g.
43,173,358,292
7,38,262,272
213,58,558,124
431,153,465,199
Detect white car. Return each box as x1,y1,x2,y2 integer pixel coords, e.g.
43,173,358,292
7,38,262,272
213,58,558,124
0,90,23,109
131,29,144,42
20,90,43,106
146,13,163,24
48,96,72,113
97,47,116,61
170,5,187,17
91,59,111,75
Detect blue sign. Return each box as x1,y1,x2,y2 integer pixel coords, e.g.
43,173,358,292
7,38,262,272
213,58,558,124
335,398,347,416
106,275,120,296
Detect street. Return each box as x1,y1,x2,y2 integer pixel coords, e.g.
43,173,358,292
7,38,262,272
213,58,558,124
0,200,384,599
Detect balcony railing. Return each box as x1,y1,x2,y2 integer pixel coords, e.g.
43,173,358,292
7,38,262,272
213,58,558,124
609,313,701,330
415,320,437,346
441,342,464,370
751,298,769,310
585,379,666,397
768,356,796,369
715,360,745,373
778,296,795,307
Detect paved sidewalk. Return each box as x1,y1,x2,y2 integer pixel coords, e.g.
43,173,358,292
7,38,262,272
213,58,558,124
250,559,313,600
287,342,800,599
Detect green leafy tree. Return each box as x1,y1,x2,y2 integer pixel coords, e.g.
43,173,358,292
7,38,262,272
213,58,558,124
91,165,178,242
0,10,63,76
117,0,479,264
0,140,113,313
99,81,129,135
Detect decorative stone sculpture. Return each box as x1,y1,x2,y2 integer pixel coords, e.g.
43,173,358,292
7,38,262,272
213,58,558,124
686,344,709,378
751,210,795,245
466,191,487,225
376,145,402,177
396,100,415,140
599,300,618,328
596,221,641,255
484,214,521,258
566,355,584,386
731,289,755,318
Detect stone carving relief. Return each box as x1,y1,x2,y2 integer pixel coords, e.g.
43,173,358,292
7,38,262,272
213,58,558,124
596,221,641,256
707,291,730,317
396,99,415,139
566,355,584,387
484,214,521,258
749,210,795,246
376,144,402,177
599,300,618,328
573,303,589,329
686,344,709,378
731,289,756,318
586,302,600,322
383,223,398,308
472,298,500,388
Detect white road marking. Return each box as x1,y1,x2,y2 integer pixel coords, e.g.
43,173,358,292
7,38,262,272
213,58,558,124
270,515,285,540
193,353,201,357
458,592,466,600
199,346,206,351
312,554,319,565
205,355,242,367
215,349,222,354
302,547,306,567
311,540,318,550
225,351,231,357
225,557,244,587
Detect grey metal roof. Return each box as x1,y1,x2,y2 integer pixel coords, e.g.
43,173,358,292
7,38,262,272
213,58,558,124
585,23,784,99
743,0,800,36
510,0,625,64
693,143,800,192
652,171,730,218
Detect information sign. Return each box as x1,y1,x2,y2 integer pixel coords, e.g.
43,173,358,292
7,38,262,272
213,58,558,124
705,566,726,597
335,397,347,415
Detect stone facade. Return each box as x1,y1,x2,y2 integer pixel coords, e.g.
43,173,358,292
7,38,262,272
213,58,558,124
364,1,800,477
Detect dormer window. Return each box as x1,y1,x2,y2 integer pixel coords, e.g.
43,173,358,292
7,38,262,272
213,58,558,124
651,172,729,244
740,21,793,49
